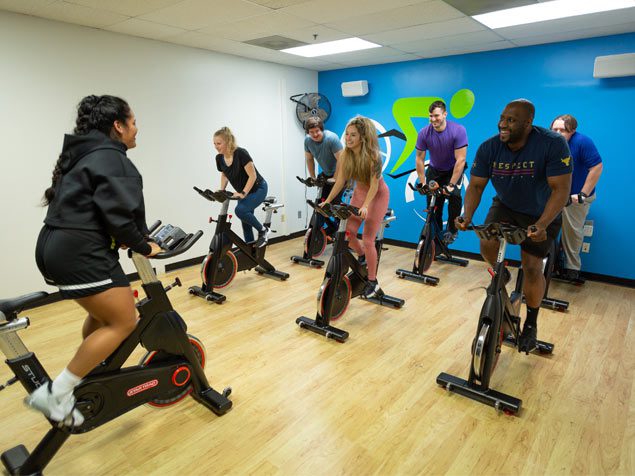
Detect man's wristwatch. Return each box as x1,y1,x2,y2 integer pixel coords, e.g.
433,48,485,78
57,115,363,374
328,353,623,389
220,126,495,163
578,191,588,204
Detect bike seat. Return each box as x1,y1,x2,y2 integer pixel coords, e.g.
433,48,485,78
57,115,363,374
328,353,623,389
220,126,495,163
263,196,277,205
0,291,48,316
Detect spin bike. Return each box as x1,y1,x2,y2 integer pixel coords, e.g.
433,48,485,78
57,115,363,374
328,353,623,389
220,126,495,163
290,175,337,268
396,181,468,285
0,222,232,475
296,201,404,342
189,187,289,303
436,222,554,415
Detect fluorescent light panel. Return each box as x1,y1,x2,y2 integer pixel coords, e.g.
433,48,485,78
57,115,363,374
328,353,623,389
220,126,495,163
281,37,381,57
473,0,635,29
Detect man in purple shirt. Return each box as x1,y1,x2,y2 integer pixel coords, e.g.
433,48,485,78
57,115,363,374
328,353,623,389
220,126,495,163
415,100,468,243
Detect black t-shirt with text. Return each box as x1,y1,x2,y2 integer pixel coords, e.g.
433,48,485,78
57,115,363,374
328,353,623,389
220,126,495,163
471,126,572,216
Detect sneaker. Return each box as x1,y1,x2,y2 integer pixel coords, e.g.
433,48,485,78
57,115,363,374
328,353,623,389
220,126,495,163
25,382,85,427
442,230,458,244
361,280,383,299
518,323,537,353
256,226,270,248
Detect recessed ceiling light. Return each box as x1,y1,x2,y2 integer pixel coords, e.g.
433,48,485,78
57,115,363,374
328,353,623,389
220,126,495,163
281,37,381,57
473,0,635,29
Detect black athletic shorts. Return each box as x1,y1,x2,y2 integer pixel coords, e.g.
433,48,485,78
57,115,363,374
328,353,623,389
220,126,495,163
484,198,561,258
35,226,130,299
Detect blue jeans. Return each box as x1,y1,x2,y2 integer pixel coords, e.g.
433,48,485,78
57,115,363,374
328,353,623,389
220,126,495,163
235,180,268,242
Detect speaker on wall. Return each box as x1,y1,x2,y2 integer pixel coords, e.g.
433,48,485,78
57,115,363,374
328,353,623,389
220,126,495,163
593,53,635,78
341,80,369,97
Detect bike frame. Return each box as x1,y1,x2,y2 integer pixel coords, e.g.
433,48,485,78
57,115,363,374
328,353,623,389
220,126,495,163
0,225,231,475
190,188,288,303
296,202,402,342
436,223,554,415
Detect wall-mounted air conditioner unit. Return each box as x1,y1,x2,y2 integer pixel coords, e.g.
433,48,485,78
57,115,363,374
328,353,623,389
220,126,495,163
593,53,635,78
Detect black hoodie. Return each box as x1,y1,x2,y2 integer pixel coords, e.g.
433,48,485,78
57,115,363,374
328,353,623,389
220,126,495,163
44,130,152,255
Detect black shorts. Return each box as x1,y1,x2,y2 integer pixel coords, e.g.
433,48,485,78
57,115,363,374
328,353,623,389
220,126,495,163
484,198,561,258
35,226,130,299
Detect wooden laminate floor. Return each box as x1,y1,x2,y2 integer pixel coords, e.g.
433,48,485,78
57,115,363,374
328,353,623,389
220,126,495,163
0,238,633,475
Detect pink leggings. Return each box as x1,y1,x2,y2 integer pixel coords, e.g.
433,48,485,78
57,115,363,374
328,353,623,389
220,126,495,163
347,178,390,280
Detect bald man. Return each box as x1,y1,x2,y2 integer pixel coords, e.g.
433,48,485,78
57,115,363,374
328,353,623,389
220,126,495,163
457,99,572,352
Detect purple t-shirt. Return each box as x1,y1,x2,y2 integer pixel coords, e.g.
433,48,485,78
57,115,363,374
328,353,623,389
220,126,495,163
415,121,468,171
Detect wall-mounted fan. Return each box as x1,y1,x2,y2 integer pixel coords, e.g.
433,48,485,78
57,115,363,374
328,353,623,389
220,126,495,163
290,93,332,127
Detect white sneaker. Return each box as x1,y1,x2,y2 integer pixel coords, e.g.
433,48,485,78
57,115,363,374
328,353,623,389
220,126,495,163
256,226,270,248
25,382,85,427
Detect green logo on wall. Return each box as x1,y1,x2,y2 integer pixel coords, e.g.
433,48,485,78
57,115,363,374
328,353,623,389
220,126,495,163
390,88,475,173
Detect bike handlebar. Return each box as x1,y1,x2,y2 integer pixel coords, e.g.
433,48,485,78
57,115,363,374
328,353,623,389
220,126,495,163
408,180,439,195
297,176,329,188
306,200,360,220
137,222,204,259
193,186,235,203
462,221,534,244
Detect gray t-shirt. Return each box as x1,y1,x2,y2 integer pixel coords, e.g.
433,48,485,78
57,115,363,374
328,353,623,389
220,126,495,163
304,130,343,176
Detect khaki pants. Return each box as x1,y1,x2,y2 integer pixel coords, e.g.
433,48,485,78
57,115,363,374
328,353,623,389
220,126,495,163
561,194,596,271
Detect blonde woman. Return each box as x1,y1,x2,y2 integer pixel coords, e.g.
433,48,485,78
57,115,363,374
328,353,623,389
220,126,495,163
213,127,269,246
322,116,390,298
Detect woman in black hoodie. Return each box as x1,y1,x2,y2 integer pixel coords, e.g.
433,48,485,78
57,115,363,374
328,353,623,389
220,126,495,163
26,95,161,426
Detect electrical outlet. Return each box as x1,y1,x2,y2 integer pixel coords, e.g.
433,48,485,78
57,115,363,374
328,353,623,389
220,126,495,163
581,242,590,253
297,210,302,219
583,220,593,237
280,213,286,223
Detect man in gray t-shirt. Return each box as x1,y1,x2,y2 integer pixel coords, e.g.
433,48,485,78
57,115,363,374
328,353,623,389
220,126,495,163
303,117,343,235
304,117,342,179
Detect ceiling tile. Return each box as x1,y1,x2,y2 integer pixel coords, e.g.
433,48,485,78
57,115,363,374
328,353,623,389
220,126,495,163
139,0,270,30
279,24,351,43
106,18,187,40
364,16,485,45
31,1,129,28
416,40,516,58
318,46,409,62
279,0,429,24
511,22,635,46
247,0,309,8
325,1,463,36
63,0,182,17
336,53,422,68
198,10,316,41
392,29,504,53
0,0,56,15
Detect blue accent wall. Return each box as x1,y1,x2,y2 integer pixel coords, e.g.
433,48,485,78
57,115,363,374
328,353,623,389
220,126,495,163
318,33,635,280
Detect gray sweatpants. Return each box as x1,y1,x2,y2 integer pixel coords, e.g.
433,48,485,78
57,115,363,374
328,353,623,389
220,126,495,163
561,193,596,271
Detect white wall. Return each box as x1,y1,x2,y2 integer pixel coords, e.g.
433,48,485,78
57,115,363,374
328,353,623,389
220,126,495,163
0,11,315,297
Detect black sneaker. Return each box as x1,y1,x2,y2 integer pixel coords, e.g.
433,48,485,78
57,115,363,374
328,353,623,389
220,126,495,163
442,230,458,244
361,280,383,299
518,323,537,353
256,226,270,248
